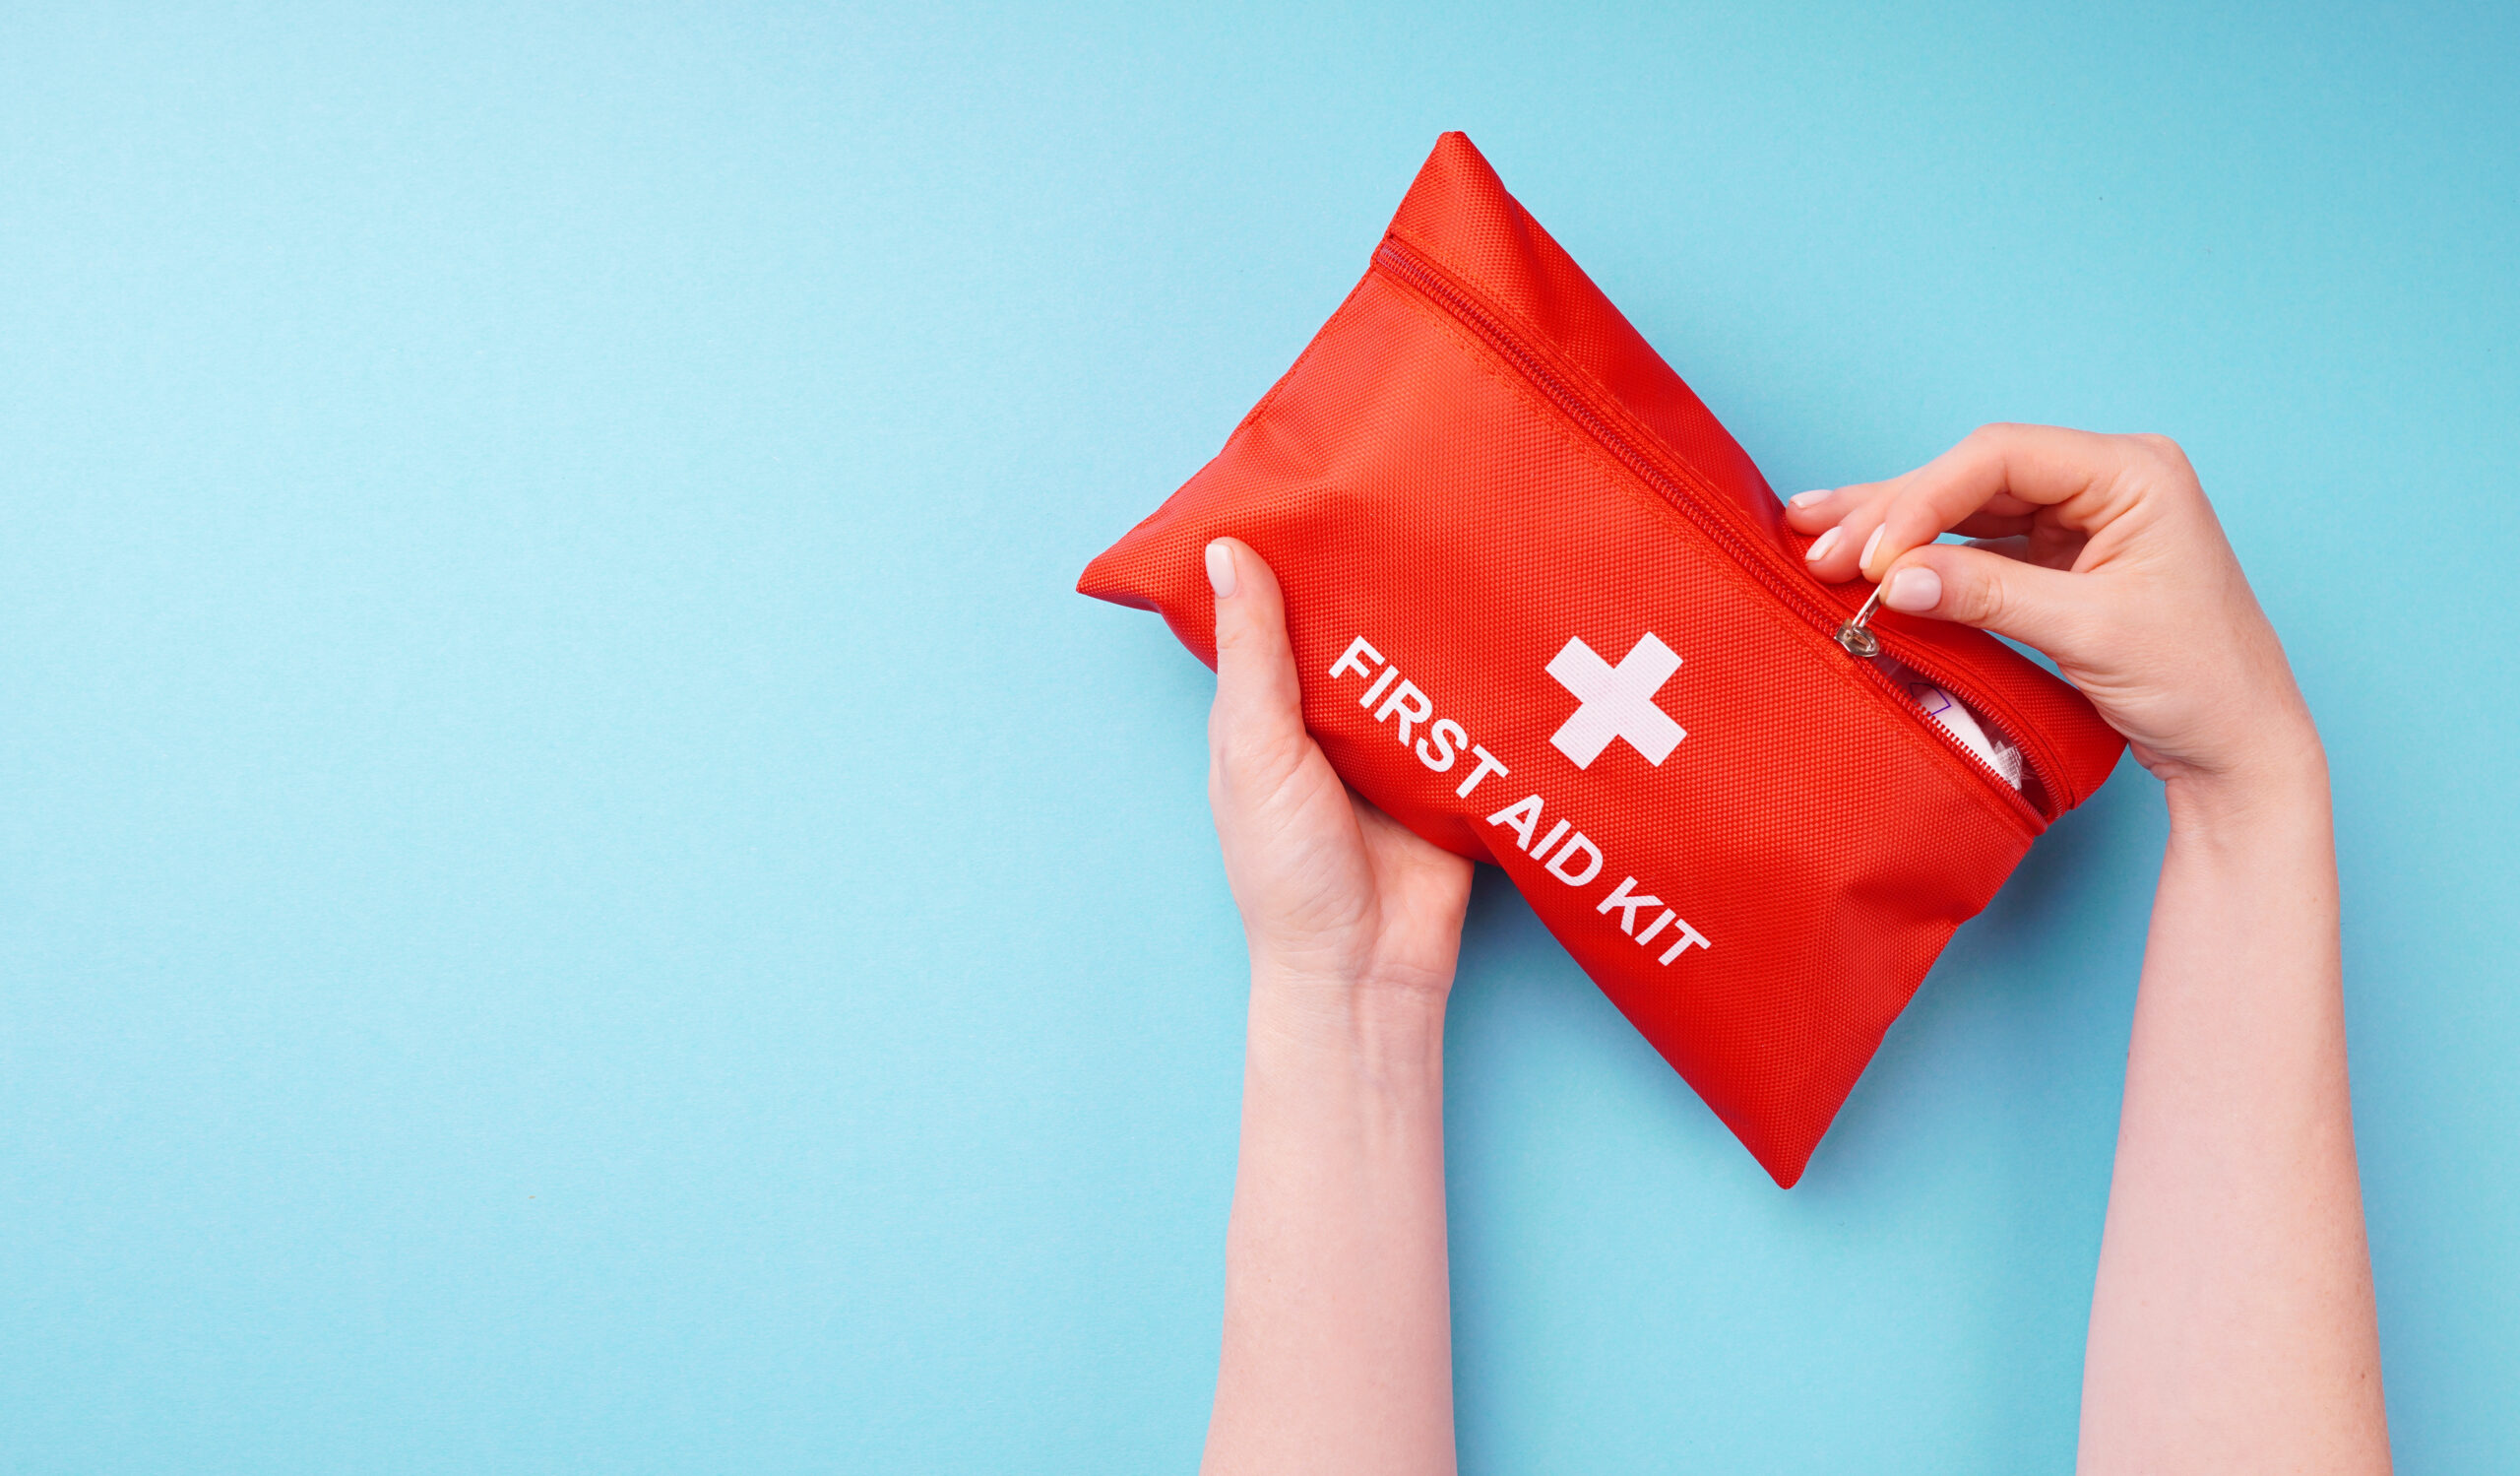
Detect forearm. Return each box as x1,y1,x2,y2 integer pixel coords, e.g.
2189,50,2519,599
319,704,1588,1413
2078,745,2389,1473
1201,976,1456,1476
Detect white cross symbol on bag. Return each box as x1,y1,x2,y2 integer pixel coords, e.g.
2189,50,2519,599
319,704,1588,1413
1545,633,1687,768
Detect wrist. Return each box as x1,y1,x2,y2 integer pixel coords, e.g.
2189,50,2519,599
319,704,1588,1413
1247,964,1448,1081
2162,727,2331,848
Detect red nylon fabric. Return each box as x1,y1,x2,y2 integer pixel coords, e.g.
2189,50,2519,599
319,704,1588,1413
1079,134,2123,1186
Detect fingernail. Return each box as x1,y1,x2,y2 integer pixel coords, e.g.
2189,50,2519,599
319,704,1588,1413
1790,489,1831,509
1204,541,1237,600
1859,525,1885,572
1882,565,1941,613
1804,526,1842,562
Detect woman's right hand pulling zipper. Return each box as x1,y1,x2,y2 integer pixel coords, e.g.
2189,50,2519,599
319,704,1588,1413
1787,422,2320,797
1791,422,2391,1475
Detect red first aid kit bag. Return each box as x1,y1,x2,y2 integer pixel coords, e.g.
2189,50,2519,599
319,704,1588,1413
1079,134,2123,1186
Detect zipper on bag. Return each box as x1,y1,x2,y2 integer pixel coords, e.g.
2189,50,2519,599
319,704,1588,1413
1369,234,2059,823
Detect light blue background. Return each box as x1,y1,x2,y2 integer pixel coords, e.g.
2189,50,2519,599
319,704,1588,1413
2,3,2512,1470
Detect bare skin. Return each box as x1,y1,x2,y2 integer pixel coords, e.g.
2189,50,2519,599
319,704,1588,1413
1196,535,1471,1476
1194,424,2388,1475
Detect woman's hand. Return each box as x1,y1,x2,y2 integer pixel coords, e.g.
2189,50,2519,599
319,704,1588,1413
1203,538,1475,1008
1198,538,1469,1476
1797,426,2385,1474
1786,424,2318,801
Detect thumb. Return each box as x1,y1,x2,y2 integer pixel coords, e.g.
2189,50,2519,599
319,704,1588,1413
1875,544,2098,667
1204,539,1310,791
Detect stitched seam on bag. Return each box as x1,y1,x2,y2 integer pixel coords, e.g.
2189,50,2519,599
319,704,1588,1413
1102,273,1382,556
1361,261,2040,841
1229,270,1379,447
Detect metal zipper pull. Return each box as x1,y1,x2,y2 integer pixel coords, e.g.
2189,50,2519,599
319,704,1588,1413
1835,584,1886,658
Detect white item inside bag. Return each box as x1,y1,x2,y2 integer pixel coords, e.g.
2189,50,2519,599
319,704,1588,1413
1873,655,2025,790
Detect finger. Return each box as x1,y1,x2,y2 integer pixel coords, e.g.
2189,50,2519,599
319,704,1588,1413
1205,539,1310,793
1801,485,2047,581
1783,485,1861,532
1873,544,2100,659
1860,423,2154,580
1799,484,1900,582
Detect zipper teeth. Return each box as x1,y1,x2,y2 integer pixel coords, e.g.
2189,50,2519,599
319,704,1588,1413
1370,236,2054,821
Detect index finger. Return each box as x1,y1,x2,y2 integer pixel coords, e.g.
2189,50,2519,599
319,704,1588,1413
1858,423,2158,581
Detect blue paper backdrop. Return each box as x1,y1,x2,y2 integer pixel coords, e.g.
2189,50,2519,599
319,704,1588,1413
2,3,2512,1470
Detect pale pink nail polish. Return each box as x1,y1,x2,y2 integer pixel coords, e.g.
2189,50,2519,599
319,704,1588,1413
1804,526,1843,562
1859,525,1884,570
1204,541,1237,599
1790,489,1831,510
1882,566,1942,613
